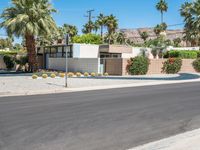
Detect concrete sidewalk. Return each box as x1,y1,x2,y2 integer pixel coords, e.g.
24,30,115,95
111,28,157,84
1,73,200,97
129,128,200,150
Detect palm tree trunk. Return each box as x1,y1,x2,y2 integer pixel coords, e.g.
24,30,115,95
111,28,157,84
25,34,38,72
100,25,103,39
161,11,163,23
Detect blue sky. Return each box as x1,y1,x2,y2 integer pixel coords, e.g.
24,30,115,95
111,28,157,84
0,0,191,43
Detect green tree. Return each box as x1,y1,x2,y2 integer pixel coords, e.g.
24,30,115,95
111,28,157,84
63,24,78,39
180,1,200,46
72,34,102,44
154,23,167,36
95,13,107,39
173,38,182,47
116,32,126,44
105,14,118,44
82,21,95,34
156,0,168,23
139,31,149,42
0,0,58,72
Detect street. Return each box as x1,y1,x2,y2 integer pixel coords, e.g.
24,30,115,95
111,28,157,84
0,82,200,150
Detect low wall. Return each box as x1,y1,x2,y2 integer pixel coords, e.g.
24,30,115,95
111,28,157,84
48,58,100,73
0,55,6,70
122,59,197,75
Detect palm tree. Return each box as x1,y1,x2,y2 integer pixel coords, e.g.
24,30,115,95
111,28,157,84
105,14,118,44
154,23,167,36
95,13,107,39
0,0,58,72
82,21,95,34
63,24,78,39
139,31,149,42
180,1,200,46
116,32,126,44
156,0,168,23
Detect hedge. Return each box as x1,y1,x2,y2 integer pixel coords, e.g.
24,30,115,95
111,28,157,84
0,51,18,56
163,50,200,59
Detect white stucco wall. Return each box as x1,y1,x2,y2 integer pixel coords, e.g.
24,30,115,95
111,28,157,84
48,58,100,73
122,47,153,59
73,44,99,58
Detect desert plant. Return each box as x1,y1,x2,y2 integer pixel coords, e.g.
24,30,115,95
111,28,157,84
84,72,89,77
162,58,182,74
42,74,48,79
98,73,102,76
76,72,82,77
67,72,74,77
192,58,200,72
91,72,96,77
59,73,65,78
104,72,109,76
127,56,150,75
50,73,56,78
32,74,38,79
3,55,15,70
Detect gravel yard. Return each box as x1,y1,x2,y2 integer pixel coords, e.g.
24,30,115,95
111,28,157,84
0,73,199,97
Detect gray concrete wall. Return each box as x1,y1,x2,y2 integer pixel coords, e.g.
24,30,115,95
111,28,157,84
48,58,100,73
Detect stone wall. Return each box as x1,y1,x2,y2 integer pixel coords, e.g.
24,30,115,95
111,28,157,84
122,59,197,75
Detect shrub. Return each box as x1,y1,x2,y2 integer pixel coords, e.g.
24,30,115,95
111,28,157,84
166,50,199,59
162,58,182,74
192,58,200,72
76,72,82,77
127,56,150,75
42,74,48,79
59,73,65,78
3,55,15,70
84,72,89,77
32,74,38,79
72,34,102,44
98,73,102,76
50,73,56,78
67,72,74,77
104,72,109,76
91,72,96,77
197,51,200,58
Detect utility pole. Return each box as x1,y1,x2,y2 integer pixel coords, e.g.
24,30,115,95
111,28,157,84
84,9,95,33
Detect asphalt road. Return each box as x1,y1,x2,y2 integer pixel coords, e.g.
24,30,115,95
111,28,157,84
1,82,200,150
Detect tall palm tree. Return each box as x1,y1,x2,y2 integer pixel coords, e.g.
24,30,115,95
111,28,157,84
95,13,107,39
105,14,118,44
82,21,95,34
156,0,168,23
180,1,200,46
63,24,78,39
0,0,58,72
153,23,167,36
139,31,149,42
116,32,126,44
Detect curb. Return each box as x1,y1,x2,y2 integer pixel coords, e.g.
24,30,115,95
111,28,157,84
128,128,200,150
1,78,200,98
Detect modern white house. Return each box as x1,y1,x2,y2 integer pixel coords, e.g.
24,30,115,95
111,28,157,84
37,43,138,74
